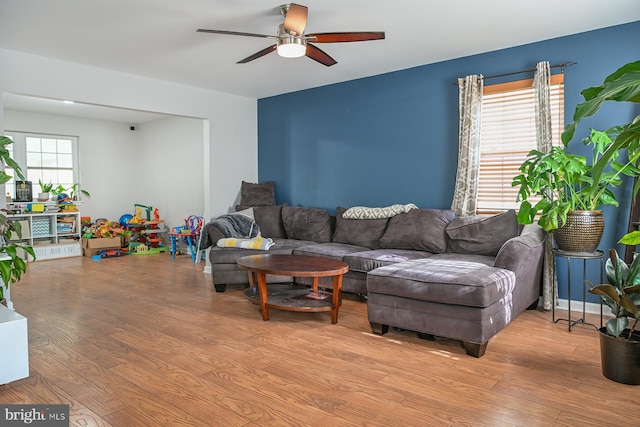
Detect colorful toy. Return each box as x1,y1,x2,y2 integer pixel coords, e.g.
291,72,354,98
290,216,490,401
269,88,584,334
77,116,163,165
56,193,71,204
119,214,133,227
186,215,204,235
168,215,203,262
134,204,153,221
83,209,167,257
91,248,126,260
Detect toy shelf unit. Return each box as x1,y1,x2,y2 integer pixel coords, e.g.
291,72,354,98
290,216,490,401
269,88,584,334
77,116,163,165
7,211,82,260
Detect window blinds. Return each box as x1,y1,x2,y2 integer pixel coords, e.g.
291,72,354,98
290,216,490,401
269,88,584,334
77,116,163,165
476,74,564,214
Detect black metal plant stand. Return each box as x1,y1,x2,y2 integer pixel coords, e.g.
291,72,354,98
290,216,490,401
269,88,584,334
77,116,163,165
552,249,604,331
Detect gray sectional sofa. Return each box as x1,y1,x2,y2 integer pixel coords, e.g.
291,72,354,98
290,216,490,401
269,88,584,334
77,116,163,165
206,205,545,357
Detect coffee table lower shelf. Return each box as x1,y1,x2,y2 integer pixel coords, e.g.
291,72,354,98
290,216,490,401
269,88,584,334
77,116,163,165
243,284,341,313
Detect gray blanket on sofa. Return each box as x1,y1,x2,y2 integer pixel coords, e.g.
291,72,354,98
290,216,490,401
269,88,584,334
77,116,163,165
199,213,260,249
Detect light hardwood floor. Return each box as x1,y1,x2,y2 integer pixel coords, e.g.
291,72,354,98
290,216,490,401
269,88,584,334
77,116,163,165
0,254,635,426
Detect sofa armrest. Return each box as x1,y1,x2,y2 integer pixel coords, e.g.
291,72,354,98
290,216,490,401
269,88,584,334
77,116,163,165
198,222,225,250
207,225,225,246
494,224,546,313
494,224,545,269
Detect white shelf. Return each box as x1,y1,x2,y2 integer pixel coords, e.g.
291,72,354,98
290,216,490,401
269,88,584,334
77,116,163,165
7,211,82,260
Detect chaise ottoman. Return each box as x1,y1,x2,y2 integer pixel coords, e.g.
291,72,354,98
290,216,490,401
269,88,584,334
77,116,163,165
366,257,517,357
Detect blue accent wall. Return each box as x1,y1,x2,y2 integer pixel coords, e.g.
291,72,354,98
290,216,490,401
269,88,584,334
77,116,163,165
258,21,640,302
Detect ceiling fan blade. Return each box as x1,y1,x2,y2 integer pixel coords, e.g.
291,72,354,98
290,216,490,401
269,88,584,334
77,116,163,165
305,44,337,67
237,45,277,64
197,29,277,39
283,3,308,36
306,32,386,43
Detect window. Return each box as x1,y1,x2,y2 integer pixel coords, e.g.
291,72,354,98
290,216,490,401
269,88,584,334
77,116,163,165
3,132,79,201
476,74,564,214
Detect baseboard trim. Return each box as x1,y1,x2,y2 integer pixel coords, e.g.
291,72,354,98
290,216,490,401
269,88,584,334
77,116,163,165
554,298,612,317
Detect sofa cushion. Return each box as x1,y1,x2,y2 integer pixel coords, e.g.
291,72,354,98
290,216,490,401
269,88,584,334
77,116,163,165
253,205,286,238
282,206,332,243
366,258,516,308
235,207,254,218
429,252,496,266
379,209,456,253
293,242,368,261
332,206,389,249
446,210,519,256
344,249,433,273
240,181,276,206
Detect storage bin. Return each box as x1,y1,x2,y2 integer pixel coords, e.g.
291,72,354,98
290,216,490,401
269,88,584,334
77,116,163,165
31,218,51,237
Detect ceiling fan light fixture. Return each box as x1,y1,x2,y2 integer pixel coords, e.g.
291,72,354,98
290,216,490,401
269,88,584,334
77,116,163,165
198,5,384,66
277,36,306,58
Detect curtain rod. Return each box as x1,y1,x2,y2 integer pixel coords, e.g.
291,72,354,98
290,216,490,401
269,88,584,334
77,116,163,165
453,61,577,85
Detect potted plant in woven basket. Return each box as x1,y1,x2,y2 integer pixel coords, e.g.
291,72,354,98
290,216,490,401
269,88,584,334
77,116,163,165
513,60,640,252
586,231,640,384
0,136,35,307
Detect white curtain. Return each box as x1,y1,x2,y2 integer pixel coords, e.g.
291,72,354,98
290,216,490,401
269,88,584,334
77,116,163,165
451,75,483,217
534,60,557,310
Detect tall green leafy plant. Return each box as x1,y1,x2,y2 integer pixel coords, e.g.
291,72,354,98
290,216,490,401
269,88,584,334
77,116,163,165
513,60,640,231
514,129,638,231
0,136,35,301
562,60,640,203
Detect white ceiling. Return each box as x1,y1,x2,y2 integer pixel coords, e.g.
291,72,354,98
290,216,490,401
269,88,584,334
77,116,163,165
1,0,639,121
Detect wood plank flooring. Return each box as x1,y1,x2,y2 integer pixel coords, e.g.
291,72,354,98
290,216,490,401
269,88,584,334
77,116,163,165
0,254,636,426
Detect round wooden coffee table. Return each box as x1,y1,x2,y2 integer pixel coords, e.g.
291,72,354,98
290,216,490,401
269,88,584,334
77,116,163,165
237,254,349,324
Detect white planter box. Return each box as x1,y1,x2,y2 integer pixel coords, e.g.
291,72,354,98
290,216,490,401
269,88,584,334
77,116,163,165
0,305,29,384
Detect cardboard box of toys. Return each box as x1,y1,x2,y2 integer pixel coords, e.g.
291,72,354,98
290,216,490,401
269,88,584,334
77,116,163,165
82,237,122,258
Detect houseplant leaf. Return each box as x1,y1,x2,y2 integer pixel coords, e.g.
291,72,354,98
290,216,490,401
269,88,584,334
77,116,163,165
587,285,618,318
562,61,640,144
620,231,640,245
606,317,628,338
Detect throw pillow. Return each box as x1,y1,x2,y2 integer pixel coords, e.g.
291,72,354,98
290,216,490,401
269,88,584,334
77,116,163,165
253,205,286,239
240,181,276,206
446,209,519,256
235,207,254,218
342,203,418,219
379,209,457,253
282,206,332,243
333,207,389,249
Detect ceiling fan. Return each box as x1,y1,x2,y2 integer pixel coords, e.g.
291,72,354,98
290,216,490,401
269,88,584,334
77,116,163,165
197,3,385,67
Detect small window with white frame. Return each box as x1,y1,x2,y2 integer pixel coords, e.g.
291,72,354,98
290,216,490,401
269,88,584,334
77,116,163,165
3,131,79,202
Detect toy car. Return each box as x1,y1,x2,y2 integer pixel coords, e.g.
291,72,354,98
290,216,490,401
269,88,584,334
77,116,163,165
94,249,125,259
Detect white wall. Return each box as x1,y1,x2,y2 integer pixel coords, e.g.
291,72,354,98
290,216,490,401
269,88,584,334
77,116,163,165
3,111,205,228
135,116,205,228
0,48,258,225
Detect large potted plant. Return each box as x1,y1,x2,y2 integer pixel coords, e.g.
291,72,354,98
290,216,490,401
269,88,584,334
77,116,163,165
513,60,640,252
587,233,640,385
0,136,35,306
